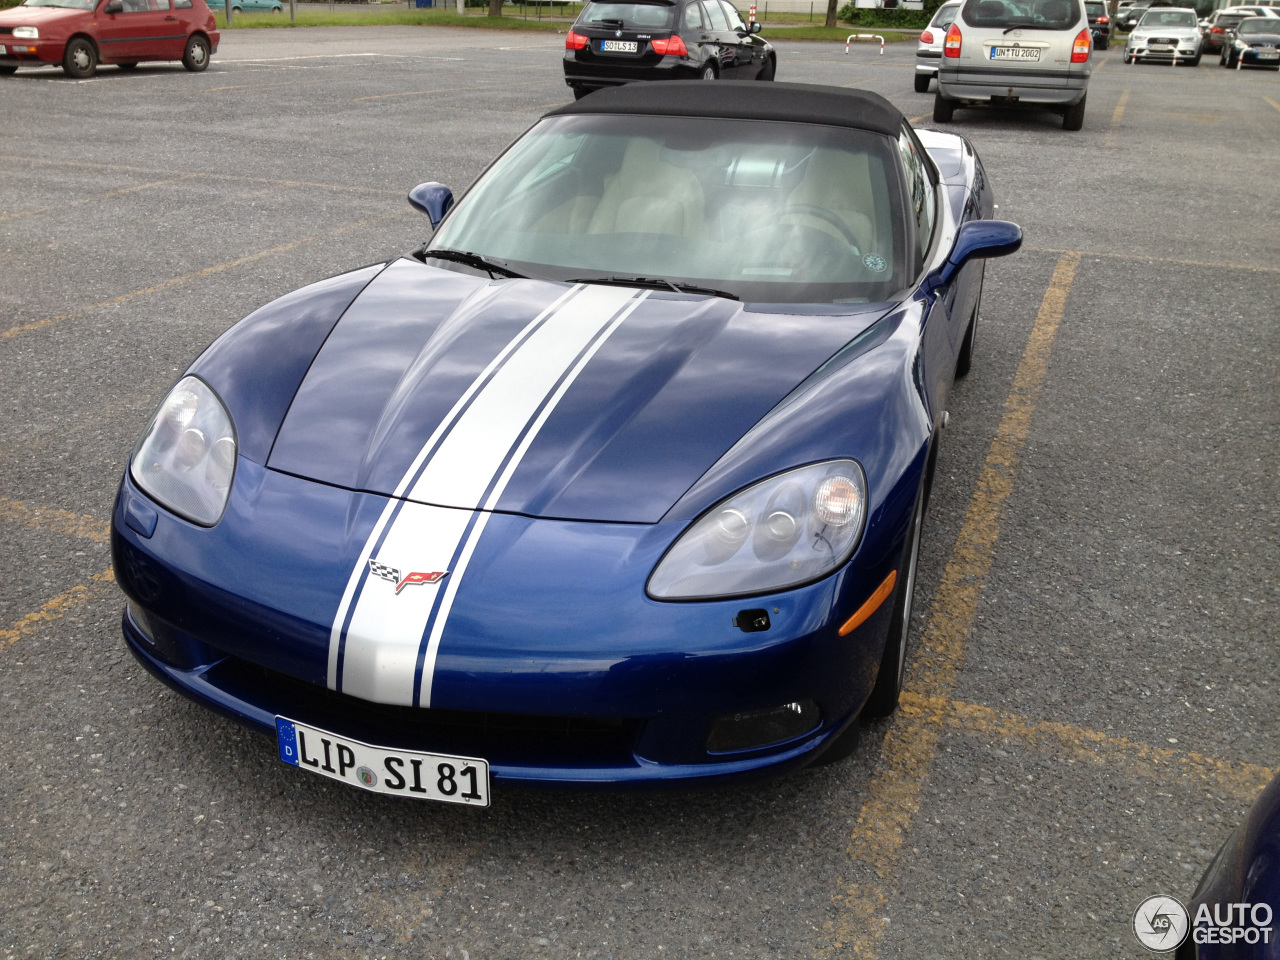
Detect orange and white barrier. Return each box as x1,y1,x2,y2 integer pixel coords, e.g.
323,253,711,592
748,2,756,22
845,33,885,54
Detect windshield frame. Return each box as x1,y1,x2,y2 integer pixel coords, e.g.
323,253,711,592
423,114,915,306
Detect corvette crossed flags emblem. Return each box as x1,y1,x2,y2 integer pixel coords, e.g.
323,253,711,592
368,560,449,594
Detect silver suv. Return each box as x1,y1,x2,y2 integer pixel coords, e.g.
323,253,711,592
934,0,1093,131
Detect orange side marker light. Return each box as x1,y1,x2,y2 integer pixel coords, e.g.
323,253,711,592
838,570,897,637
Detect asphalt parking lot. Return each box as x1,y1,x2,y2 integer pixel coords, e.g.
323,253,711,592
1,25,1278,959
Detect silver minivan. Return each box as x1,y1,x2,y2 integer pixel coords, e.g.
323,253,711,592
934,0,1093,130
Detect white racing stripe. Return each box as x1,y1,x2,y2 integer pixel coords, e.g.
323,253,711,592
329,284,645,706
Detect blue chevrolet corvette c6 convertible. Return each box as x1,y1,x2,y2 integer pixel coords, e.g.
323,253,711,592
112,82,1021,805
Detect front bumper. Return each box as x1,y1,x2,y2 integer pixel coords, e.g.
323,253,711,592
0,39,63,66
937,67,1089,106
113,461,904,789
1127,43,1200,60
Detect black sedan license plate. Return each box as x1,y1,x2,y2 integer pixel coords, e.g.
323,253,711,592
276,717,490,806
600,39,638,52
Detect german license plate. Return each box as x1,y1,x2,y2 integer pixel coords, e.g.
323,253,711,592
0,45,6,55
276,717,490,807
600,39,638,52
990,46,1040,60
1259,50,1279,59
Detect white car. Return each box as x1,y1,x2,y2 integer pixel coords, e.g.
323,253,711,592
1125,6,1203,64
914,2,960,92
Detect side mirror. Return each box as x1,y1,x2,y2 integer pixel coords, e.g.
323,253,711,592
104,0,122,12
749,19,762,32
408,182,454,229
932,219,1022,290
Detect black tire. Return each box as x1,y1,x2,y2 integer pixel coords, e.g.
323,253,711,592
860,481,927,720
914,72,930,92
757,55,775,80
0,64,18,75
182,34,210,72
955,263,983,379
1098,36,1109,50
700,62,716,80
933,90,954,123
1123,51,1133,63
1188,55,1200,66
570,84,592,100
62,37,97,79
117,61,138,70
1063,93,1086,130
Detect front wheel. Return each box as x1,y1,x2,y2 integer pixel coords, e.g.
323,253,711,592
1097,36,1109,50
1123,51,1133,63
62,37,97,78
757,55,775,80
1063,93,1086,130
860,481,927,720
1187,54,1201,66
182,34,210,71
570,84,593,100
700,62,716,80
933,90,954,123
914,72,930,93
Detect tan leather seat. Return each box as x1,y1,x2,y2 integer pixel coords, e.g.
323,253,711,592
586,138,705,238
782,148,878,254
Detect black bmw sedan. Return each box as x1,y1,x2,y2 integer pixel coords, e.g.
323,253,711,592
564,0,776,100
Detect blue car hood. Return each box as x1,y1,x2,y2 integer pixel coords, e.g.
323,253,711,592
267,258,890,524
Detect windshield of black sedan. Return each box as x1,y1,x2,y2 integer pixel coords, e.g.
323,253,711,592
426,116,906,304
1239,16,1276,32
576,0,676,28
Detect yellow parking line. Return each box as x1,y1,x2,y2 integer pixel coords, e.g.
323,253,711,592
0,174,202,224
1104,88,1129,147
0,209,408,342
906,692,1276,801
0,567,115,654
1265,96,1280,115
353,87,449,102
0,497,109,543
1027,245,1280,275
820,253,1080,959
203,78,323,93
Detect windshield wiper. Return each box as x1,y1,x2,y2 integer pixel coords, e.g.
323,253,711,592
565,275,739,300
423,248,528,279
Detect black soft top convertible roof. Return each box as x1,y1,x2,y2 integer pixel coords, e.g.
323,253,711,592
545,81,905,138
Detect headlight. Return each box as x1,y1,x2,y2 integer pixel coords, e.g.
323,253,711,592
12,26,38,38
130,376,236,526
647,460,868,600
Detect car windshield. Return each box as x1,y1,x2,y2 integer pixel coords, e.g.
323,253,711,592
961,0,1081,31
1085,2,1105,13
1139,9,1196,24
427,115,907,305
576,0,676,28
21,0,94,7
1239,15,1273,29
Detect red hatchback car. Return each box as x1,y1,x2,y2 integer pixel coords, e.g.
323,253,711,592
0,0,219,78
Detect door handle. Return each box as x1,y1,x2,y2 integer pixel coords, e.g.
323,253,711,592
165,14,177,18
